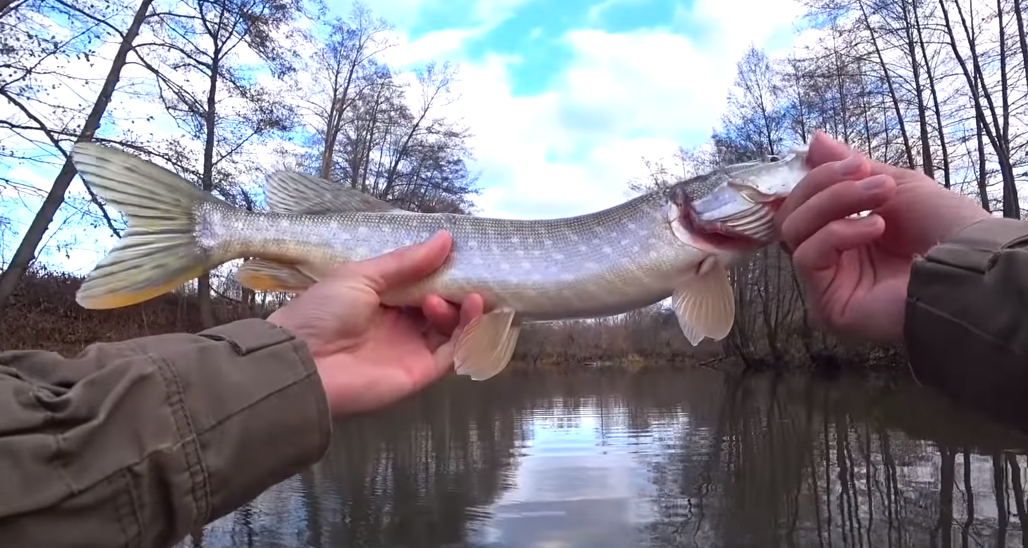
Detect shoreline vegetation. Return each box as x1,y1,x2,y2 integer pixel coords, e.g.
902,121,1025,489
1,268,909,378
1,0,1024,381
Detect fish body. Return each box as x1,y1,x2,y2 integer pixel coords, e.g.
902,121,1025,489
70,143,811,380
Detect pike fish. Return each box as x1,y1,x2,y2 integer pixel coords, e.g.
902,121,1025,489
70,143,811,381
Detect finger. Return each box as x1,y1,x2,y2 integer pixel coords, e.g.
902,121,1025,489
807,131,907,182
422,294,486,352
775,151,872,235
345,231,453,292
781,174,895,252
805,131,856,168
430,293,485,373
792,214,886,274
421,294,460,334
459,293,485,325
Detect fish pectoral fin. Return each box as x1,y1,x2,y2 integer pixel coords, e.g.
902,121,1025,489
454,308,521,381
265,171,406,214
672,259,736,346
234,259,316,293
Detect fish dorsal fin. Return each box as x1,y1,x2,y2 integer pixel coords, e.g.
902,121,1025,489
265,171,403,214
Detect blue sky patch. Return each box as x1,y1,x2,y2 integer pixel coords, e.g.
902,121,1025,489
407,0,705,97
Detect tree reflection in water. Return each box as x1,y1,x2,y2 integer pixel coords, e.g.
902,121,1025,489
180,369,1028,548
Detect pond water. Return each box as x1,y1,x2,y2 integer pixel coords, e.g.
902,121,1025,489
179,368,1028,548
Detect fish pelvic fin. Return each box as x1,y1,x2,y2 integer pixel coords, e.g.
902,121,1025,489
265,171,406,214
454,307,521,381
672,256,736,345
235,259,316,293
71,142,226,309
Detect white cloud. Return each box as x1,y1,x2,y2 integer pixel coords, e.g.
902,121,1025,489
386,0,806,219
1,0,811,274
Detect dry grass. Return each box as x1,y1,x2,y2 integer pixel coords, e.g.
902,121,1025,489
1,270,906,376
1,268,258,355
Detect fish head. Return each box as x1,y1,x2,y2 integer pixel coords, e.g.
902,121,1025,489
664,145,810,254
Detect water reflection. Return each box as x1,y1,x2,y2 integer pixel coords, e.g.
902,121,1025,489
180,369,1028,548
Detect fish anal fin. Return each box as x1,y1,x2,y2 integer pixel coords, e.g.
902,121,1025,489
234,259,316,293
672,257,736,346
454,308,521,381
265,171,406,214
294,262,337,283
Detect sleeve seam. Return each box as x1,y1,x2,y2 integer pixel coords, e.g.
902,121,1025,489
919,254,988,275
190,342,322,439
143,345,213,527
289,340,330,454
907,297,1027,358
114,469,141,548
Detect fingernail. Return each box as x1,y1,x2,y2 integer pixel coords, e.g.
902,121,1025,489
858,175,888,192
838,154,863,176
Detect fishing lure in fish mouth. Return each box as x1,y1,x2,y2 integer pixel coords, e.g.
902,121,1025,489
68,142,811,382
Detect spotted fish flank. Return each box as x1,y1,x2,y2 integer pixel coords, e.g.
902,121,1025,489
69,143,811,381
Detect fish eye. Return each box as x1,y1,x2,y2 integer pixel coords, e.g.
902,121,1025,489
767,155,780,162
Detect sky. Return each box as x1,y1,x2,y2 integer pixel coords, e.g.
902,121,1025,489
0,0,809,274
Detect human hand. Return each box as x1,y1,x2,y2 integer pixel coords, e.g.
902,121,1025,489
267,231,485,417
774,131,991,345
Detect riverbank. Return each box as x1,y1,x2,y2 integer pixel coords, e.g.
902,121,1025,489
2,270,909,377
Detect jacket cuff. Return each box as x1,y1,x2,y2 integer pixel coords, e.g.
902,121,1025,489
183,318,331,524
905,217,1028,426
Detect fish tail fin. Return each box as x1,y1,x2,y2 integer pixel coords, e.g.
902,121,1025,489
72,142,228,309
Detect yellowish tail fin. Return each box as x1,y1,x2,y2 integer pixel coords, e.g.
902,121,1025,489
72,143,223,309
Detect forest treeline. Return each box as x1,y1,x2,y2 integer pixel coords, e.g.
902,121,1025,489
1,0,1026,373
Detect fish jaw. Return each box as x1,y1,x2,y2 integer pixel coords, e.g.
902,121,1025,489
667,145,810,247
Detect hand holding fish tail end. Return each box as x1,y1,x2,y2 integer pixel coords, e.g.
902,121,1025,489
268,231,485,417
775,131,990,345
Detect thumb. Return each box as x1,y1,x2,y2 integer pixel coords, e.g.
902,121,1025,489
806,130,854,169
344,231,454,293
808,131,904,181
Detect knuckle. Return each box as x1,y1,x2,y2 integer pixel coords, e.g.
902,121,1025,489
819,181,870,215
790,243,816,270
779,216,799,246
822,220,849,242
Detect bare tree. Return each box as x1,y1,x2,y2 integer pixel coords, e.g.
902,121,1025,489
0,0,154,312
128,0,302,326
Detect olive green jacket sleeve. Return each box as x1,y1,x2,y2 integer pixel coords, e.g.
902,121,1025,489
905,217,1028,430
0,318,332,548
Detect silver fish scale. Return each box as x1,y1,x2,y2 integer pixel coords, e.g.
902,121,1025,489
678,171,727,202
203,191,706,322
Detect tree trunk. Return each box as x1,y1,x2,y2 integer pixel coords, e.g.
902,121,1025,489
1014,0,1028,92
0,0,154,312
199,48,221,329
901,0,934,177
945,0,1018,217
858,0,916,169
914,3,950,188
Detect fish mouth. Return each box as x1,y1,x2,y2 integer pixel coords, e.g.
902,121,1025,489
668,199,780,252
665,146,809,250
667,180,783,249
